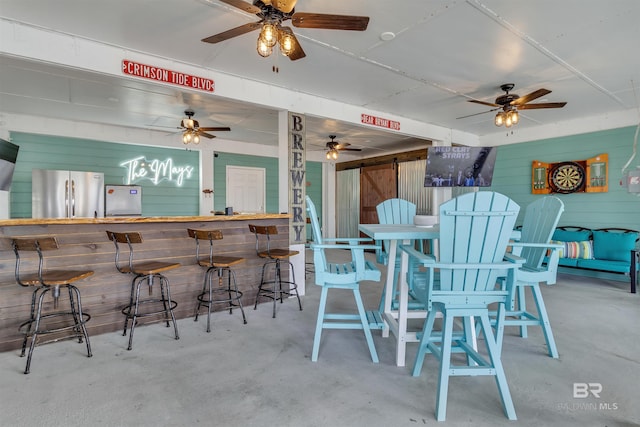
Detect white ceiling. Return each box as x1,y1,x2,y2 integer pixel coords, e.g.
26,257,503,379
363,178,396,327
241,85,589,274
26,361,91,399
1,0,639,158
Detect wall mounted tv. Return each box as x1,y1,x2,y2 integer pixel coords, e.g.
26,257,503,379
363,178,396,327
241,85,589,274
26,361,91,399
424,146,497,187
0,138,20,191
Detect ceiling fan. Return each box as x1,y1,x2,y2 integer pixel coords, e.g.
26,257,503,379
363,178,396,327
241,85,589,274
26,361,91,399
202,0,370,61
325,135,361,160
462,83,567,128
179,109,231,144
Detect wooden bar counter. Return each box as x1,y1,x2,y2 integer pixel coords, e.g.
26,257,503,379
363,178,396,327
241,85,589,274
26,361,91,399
0,214,290,352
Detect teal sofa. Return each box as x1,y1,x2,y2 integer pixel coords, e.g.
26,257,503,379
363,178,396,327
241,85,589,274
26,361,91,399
547,226,639,293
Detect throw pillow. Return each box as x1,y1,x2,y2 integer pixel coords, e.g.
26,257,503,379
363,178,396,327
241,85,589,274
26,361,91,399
592,231,638,262
551,229,592,242
550,240,594,259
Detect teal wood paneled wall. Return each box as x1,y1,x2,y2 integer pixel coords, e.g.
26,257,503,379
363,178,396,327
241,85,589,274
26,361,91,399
212,151,323,218
489,126,640,230
305,161,322,236
9,132,199,217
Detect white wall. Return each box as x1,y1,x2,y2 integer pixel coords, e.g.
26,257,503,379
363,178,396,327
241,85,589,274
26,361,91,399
0,191,8,219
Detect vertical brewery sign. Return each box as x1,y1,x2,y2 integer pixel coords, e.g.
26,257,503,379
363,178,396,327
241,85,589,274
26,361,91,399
289,112,306,244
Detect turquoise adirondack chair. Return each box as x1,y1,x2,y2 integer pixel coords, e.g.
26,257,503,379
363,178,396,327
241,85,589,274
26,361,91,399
375,198,424,312
306,196,382,362
376,198,417,264
494,196,564,358
401,192,522,421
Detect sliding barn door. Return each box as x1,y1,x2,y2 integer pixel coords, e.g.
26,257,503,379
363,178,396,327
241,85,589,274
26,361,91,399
360,163,397,225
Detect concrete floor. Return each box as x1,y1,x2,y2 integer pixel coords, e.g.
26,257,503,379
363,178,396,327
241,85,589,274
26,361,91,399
1,250,638,427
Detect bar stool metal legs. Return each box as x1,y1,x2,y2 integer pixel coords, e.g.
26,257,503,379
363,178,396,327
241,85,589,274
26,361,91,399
188,228,247,332
19,284,92,374
254,257,302,318
122,272,179,350
194,266,247,332
249,223,302,319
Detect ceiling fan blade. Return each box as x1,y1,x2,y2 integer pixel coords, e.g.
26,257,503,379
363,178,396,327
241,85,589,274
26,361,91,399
202,22,262,43
279,27,306,60
339,148,362,151
512,88,551,106
292,13,369,31
468,99,500,108
199,127,231,132
271,0,297,14
218,0,261,14
456,108,500,119
198,131,216,139
518,102,567,110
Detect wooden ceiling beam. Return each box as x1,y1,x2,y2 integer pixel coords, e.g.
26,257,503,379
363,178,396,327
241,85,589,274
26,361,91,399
335,149,428,171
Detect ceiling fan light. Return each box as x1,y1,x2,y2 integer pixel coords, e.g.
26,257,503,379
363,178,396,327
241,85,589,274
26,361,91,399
183,131,192,144
260,23,278,47
257,37,273,57
494,112,505,127
280,33,294,56
331,149,338,160
505,114,513,127
193,133,200,144
510,109,519,124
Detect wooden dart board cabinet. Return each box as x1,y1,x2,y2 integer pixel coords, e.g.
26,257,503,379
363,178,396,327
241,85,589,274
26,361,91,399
532,153,608,194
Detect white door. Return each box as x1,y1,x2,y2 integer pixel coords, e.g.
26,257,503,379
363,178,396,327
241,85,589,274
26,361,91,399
226,166,265,213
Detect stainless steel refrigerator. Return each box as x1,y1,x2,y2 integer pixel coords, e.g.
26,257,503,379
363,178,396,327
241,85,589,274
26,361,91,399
32,169,105,218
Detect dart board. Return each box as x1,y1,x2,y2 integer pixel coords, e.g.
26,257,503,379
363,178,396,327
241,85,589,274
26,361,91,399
549,161,586,193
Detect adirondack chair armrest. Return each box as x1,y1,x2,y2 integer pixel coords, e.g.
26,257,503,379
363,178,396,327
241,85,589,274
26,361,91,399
506,245,561,285
434,260,521,270
509,242,563,250
399,244,436,266
503,253,526,265
323,237,373,245
310,243,379,251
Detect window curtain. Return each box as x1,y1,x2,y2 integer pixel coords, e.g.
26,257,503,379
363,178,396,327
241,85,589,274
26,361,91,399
398,159,432,215
336,169,360,238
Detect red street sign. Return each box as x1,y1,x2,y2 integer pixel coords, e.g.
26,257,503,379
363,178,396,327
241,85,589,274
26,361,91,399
122,60,214,92
361,113,400,130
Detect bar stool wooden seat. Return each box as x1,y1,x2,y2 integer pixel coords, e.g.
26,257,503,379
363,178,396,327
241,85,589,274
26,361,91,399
12,237,93,374
188,228,247,332
106,231,180,350
248,224,302,318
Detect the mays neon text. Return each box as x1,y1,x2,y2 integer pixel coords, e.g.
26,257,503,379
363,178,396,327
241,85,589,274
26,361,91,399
120,156,194,186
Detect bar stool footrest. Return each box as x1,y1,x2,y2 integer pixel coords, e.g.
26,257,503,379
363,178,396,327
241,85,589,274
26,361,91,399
121,299,178,319
19,311,91,336
256,280,298,301
196,289,244,306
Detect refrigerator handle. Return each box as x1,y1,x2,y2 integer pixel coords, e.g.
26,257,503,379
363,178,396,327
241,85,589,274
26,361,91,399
65,179,70,217
71,179,76,217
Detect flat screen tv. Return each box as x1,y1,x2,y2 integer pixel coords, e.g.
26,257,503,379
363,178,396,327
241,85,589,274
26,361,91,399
424,146,497,187
0,138,19,191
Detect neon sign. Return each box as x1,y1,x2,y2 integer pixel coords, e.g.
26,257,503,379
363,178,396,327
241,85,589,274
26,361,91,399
120,156,194,186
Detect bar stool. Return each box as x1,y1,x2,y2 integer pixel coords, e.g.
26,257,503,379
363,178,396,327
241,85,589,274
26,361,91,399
187,228,247,332
248,224,302,318
12,237,93,374
106,231,180,350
